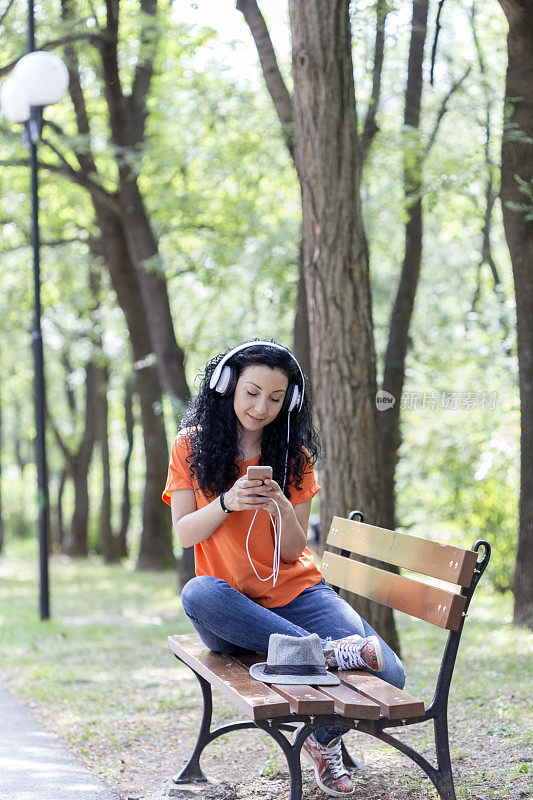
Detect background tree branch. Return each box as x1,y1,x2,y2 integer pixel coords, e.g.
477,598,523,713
0,0,16,29
129,0,160,143
361,0,389,163
424,66,471,157
0,32,104,76
236,0,294,156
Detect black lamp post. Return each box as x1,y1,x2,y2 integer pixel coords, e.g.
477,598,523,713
27,0,50,621
0,1,68,620
29,141,50,621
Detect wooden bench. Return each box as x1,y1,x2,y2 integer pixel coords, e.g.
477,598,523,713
168,511,490,800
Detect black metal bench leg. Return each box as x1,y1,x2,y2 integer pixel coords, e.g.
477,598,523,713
255,721,313,800
374,719,457,800
433,715,457,800
341,738,363,771
172,671,212,784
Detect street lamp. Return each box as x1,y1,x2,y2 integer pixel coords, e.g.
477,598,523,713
0,21,68,620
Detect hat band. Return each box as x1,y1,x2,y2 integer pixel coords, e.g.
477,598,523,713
263,663,328,676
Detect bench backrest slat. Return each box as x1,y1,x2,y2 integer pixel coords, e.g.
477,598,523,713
321,551,466,630
327,517,477,587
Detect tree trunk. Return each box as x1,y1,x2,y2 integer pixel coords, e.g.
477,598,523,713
293,245,312,386
67,460,90,556
118,174,190,410
99,0,190,412
380,0,429,530
94,211,175,570
63,362,96,556
60,0,188,573
135,359,176,571
95,362,120,562
498,0,533,628
118,378,134,559
288,0,399,652
238,0,389,503
56,468,68,552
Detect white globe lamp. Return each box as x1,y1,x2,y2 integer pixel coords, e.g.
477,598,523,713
13,50,69,107
0,74,30,123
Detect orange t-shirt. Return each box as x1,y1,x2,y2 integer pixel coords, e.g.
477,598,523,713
162,432,322,608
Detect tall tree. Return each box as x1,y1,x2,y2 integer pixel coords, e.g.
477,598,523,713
497,0,533,628
238,0,394,646
2,0,185,570
237,0,389,385
288,0,398,650
57,0,184,570
97,0,190,410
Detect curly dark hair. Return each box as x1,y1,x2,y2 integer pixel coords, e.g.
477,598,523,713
180,341,321,499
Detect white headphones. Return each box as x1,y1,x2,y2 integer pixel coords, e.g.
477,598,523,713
209,341,305,414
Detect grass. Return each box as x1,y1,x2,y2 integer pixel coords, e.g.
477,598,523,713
0,539,532,799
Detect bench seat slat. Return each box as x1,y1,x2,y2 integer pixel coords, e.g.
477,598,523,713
167,634,290,721
327,517,477,586
271,684,335,714
338,672,425,720
321,551,466,630
317,683,380,719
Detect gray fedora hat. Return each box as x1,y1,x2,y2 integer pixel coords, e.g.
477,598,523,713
249,633,340,685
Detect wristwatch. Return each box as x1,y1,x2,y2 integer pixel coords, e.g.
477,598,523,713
219,492,233,514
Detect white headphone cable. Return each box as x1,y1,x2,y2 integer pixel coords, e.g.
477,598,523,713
246,414,292,587
245,499,282,587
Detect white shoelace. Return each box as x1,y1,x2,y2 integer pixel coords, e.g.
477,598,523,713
333,640,364,671
245,499,282,587
320,738,345,779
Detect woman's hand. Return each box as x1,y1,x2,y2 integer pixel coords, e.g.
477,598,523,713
230,478,293,516
223,477,308,562
251,478,292,516
223,477,278,512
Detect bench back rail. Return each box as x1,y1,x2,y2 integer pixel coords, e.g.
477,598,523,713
321,512,491,721
326,516,478,586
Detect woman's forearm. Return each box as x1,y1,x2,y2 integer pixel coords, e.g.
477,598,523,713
173,490,308,561
279,506,308,563
173,498,226,548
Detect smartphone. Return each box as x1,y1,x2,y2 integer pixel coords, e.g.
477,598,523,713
246,466,273,483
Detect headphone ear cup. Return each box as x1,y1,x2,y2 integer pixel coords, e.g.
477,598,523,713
288,384,300,413
216,364,238,397
282,383,299,414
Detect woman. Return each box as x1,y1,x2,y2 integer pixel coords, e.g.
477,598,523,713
163,340,405,797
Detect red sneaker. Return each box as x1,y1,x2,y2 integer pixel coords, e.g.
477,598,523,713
324,634,385,672
302,733,355,796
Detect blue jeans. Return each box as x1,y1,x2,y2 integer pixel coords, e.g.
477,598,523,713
181,576,405,745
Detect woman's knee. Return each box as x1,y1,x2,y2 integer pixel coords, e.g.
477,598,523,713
181,575,228,617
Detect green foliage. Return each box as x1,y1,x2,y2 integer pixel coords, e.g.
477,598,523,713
0,0,519,592
460,467,517,592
